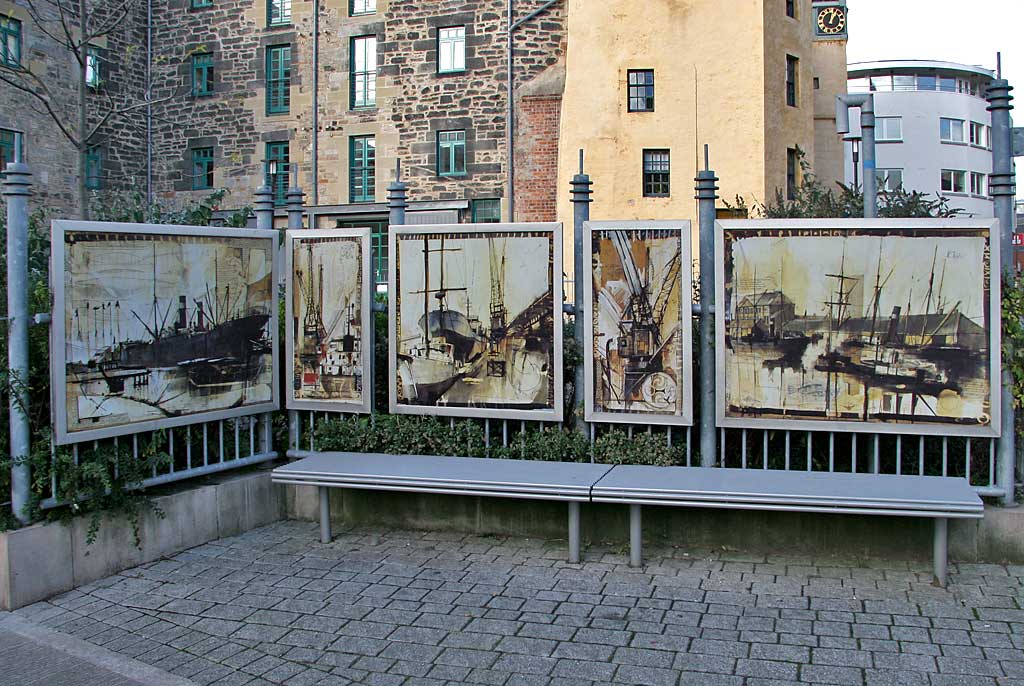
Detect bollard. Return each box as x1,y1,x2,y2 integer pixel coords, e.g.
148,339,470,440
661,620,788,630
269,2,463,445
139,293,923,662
254,181,276,454
695,149,719,467
570,150,592,432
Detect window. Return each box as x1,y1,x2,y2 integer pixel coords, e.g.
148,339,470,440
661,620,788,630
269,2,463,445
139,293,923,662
351,0,375,15
627,70,654,112
917,75,936,91
349,135,375,202
437,26,465,74
785,55,798,107
191,0,212,8
351,36,376,108
876,116,902,142
939,117,964,143
192,53,213,96
940,169,966,194
970,172,986,196
1,17,21,67
785,0,795,18
969,121,988,148
265,45,291,114
786,148,798,199
85,46,102,89
893,74,915,91
0,128,22,169
939,76,956,92
472,199,501,223
813,77,820,90
875,168,903,192
370,223,387,285
437,130,466,176
642,149,670,197
265,142,288,205
191,147,213,190
85,145,103,190
268,0,290,26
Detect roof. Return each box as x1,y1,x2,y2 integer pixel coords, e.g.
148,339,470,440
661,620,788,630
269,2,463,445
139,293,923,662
737,291,794,308
848,60,995,80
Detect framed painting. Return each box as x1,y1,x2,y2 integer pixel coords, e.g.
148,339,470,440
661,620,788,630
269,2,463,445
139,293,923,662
715,218,1000,437
285,228,372,413
51,220,280,444
584,221,694,425
388,223,563,421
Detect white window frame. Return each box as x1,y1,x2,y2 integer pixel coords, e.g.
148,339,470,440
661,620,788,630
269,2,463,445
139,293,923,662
970,172,986,196
437,26,465,74
875,168,903,192
939,117,965,143
875,117,902,142
969,121,988,148
940,169,966,194
351,35,377,108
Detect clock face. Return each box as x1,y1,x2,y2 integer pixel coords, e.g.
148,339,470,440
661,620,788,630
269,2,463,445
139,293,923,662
816,5,846,35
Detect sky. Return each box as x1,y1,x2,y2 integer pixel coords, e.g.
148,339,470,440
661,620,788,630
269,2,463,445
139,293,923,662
846,0,1019,87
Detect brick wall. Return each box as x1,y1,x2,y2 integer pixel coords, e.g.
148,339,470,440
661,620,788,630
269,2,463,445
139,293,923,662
514,93,560,222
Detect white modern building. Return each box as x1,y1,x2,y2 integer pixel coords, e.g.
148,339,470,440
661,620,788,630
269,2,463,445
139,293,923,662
844,60,995,217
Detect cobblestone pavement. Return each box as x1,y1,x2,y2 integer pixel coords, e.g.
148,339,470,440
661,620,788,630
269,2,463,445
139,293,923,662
11,520,1024,686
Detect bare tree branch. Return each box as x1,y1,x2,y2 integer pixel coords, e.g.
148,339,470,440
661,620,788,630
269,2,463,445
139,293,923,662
0,70,80,146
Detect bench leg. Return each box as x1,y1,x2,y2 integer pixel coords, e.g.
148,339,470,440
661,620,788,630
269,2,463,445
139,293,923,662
933,517,948,587
629,504,642,568
319,487,332,544
568,502,581,564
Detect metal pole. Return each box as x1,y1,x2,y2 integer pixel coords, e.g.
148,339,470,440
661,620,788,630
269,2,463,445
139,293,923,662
506,0,514,220
628,504,642,567
388,159,408,228
860,97,878,219
988,77,1016,507
567,501,580,564
4,160,32,525
286,166,305,231
319,486,331,543
254,180,275,453
570,150,592,431
695,148,719,467
933,517,948,587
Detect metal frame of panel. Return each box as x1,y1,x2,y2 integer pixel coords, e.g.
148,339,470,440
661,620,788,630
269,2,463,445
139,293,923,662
51,220,280,444
285,228,373,413
715,218,1001,437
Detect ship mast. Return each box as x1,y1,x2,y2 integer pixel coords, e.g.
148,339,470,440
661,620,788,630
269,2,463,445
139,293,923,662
919,246,939,343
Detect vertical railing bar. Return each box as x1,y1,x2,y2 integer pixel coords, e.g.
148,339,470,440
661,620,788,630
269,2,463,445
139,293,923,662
186,426,192,471
235,419,240,460
897,433,904,474
667,426,673,448
73,442,79,466
942,436,948,476
784,430,790,470
50,439,58,500
806,432,812,471
762,430,768,469
503,419,509,447
628,425,633,439
113,436,119,480
203,423,209,467
966,438,972,485
873,434,880,474
218,421,224,464
520,420,526,459
851,433,857,473
169,429,176,474
918,435,925,476
686,427,692,467
719,428,725,466
249,416,255,457
485,419,490,456
988,439,995,488
308,411,314,452
828,432,834,472
741,429,747,469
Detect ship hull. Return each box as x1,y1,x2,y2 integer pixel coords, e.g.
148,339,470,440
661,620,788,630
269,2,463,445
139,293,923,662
110,314,270,369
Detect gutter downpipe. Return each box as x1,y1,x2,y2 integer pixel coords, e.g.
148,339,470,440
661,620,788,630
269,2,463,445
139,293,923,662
146,0,153,218
311,0,319,206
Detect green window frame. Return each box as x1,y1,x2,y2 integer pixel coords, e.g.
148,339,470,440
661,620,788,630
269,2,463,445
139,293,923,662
437,26,465,74
85,145,103,190
265,45,291,115
192,53,213,96
191,147,213,190
350,35,376,109
471,198,501,223
350,0,375,15
265,142,288,206
85,46,103,89
267,0,290,26
642,149,669,197
349,135,375,203
437,130,466,177
627,70,654,112
1,16,21,68
1,128,22,176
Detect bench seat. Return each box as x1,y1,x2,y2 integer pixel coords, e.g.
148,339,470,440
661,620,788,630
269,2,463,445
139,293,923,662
272,452,613,563
592,465,984,586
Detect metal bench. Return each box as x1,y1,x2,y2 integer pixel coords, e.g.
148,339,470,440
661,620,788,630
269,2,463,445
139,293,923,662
590,465,984,586
271,452,612,563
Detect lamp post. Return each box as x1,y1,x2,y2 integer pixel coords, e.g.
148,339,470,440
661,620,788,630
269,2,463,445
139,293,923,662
849,137,861,189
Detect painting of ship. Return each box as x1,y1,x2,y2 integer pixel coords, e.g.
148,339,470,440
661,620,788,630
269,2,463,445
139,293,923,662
585,222,693,424
53,222,278,444
391,224,562,420
717,219,999,436
286,230,370,412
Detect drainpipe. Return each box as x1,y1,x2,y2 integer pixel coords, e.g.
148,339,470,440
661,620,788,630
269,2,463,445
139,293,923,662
146,0,152,217
311,0,319,206
835,93,877,218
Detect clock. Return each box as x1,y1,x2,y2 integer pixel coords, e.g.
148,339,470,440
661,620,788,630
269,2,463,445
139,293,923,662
815,5,847,36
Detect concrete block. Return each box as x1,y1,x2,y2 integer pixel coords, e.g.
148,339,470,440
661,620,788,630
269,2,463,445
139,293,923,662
976,505,1024,563
216,475,248,538
286,484,320,522
245,472,283,529
0,521,74,610
70,510,147,585
144,484,219,561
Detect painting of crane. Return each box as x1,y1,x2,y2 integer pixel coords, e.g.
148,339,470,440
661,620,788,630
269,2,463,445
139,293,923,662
584,221,694,425
285,229,372,413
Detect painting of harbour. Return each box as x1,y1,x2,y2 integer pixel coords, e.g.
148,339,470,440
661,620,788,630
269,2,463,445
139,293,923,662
585,222,693,424
717,220,999,436
286,230,370,412
53,222,278,443
389,224,562,420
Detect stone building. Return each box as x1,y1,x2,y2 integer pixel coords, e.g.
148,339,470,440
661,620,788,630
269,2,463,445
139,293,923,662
2,0,847,285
